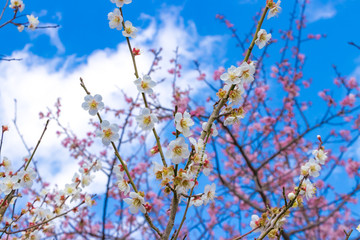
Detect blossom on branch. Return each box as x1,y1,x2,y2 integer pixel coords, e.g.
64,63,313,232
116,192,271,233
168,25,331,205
224,107,245,126
189,137,205,154
108,8,123,30
27,15,39,30
134,75,156,94
82,94,105,116
165,137,190,164
122,20,137,38
17,25,24,32
110,0,132,8
85,194,94,207
255,29,272,49
202,183,216,205
300,179,316,200
2,157,11,170
190,196,203,207
202,121,218,137
239,61,255,84
18,168,37,188
124,192,146,214
9,0,25,12
117,178,130,195
0,176,20,195
175,172,195,195
96,120,120,145
135,108,158,131
300,158,321,179
175,111,194,137
220,65,241,85
267,0,282,19
250,214,262,232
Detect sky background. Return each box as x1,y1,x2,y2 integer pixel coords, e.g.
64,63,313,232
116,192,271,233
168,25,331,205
1,0,360,238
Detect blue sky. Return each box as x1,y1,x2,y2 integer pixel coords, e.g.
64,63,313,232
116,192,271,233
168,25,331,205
1,0,360,238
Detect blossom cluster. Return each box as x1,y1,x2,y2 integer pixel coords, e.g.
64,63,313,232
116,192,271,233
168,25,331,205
107,0,137,38
153,161,216,207
82,94,121,146
216,1,281,126
0,157,36,195
249,136,328,238
9,0,39,32
0,154,99,238
292,142,328,203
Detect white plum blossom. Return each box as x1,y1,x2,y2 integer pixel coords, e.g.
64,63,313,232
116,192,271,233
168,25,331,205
306,158,321,177
108,8,123,30
175,111,194,137
255,29,272,49
176,172,195,195
134,75,156,94
54,190,66,205
239,62,255,84
114,164,125,178
85,194,94,207
18,168,37,188
202,160,213,176
190,196,203,207
96,120,120,145
124,192,146,214
189,137,205,154
35,207,53,220
17,25,24,32
224,84,245,105
93,160,102,171
117,178,130,195
357,224,360,232
267,0,282,19
165,137,190,164
27,15,39,30
81,174,94,188
250,214,262,232
300,158,321,179
2,157,12,170
153,161,163,179
301,179,316,200
135,108,158,131
82,94,104,116
9,0,25,12
186,162,199,178
224,108,245,126
122,20,137,38
312,148,327,165
201,121,218,137
64,183,77,196
28,231,42,240
272,217,287,229
202,183,216,205
110,0,132,8
153,162,174,183
220,65,241,85
0,176,20,195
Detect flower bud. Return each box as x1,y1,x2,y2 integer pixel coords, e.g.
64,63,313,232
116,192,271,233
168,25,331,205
2,125,9,132
288,192,295,200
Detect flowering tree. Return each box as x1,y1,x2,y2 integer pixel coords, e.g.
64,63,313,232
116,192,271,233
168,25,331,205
1,0,360,239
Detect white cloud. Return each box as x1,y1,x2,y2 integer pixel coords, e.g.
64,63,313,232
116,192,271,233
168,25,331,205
27,26,65,54
26,9,64,53
306,1,337,23
0,7,223,194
